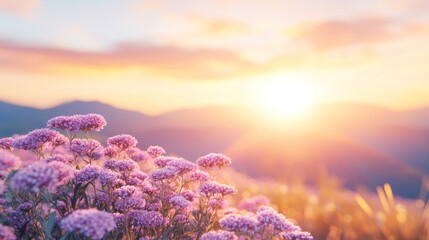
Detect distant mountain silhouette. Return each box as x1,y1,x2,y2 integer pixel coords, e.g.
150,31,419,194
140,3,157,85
1,100,429,198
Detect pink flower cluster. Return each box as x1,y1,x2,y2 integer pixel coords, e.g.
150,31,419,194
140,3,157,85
0,149,21,172
70,138,102,159
12,128,63,152
0,137,13,150
0,224,16,240
47,114,106,132
60,209,115,239
147,145,166,158
107,134,137,150
201,230,237,240
9,162,74,192
0,113,312,240
199,181,238,196
197,153,232,170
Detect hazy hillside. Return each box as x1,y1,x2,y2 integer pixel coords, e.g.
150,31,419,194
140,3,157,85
1,100,429,198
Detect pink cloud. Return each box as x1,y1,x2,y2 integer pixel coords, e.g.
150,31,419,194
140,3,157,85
293,17,393,50
0,0,39,16
0,40,261,80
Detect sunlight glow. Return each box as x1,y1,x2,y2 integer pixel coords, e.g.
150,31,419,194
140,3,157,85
254,74,318,119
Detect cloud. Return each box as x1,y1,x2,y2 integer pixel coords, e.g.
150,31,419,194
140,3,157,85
291,17,393,50
0,0,39,16
0,40,263,80
192,17,254,37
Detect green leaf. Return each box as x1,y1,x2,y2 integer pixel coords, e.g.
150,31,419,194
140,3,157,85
44,212,56,239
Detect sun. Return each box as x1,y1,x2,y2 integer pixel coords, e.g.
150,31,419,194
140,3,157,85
254,76,317,119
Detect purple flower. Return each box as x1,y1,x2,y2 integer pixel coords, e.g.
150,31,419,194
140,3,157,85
103,146,118,158
128,210,168,228
169,195,192,210
114,194,146,212
127,147,150,162
78,114,107,132
125,170,148,186
199,181,238,196
112,159,138,172
0,137,13,150
200,230,237,240
7,209,30,229
46,161,75,186
0,149,21,172
173,214,187,223
0,224,16,240
219,213,258,234
60,209,115,240
282,230,314,240
12,128,61,152
165,158,197,175
239,195,270,212
44,154,73,164
113,213,125,228
47,115,81,132
70,139,101,158
74,164,102,183
98,169,120,185
256,206,299,232
113,185,138,198
197,153,232,170
17,202,33,211
153,156,175,168
107,134,137,150
181,190,198,201
149,166,177,181
186,170,210,182
52,134,68,147
147,146,165,158
9,162,65,192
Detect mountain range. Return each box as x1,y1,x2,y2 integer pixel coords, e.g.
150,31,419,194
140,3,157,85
1,100,429,198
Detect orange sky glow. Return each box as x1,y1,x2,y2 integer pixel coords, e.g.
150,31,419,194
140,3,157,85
1,0,429,115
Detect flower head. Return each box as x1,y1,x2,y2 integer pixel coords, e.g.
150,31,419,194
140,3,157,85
200,230,237,240
128,210,168,228
0,137,13,150
147,146,165,158
239,195,270,212
44,154,73,164
149,166,177,181
60,209,115,240
219,214,258,234
107,134,137,150
197,153,232,170
98,169,120,185
186,170,210,182
256,206,299,232
70,139,101,158
12,128,62,152
0,224,16,240
9,162,68,192
165,158,197,175
199,181,238,196
74,164,102,183
169,195,192,210
78,114,107,132
0,149,21,172
282,230,314,240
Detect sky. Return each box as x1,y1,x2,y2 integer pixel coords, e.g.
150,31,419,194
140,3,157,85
1,0,429,115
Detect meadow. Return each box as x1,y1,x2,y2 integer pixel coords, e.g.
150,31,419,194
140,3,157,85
0,113,312,240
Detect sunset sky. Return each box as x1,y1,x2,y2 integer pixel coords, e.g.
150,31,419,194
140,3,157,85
1,0,429,115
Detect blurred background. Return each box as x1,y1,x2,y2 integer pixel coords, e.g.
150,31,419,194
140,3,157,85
1,0,429,239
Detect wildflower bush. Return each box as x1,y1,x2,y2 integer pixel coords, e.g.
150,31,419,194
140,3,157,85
0,114,312,240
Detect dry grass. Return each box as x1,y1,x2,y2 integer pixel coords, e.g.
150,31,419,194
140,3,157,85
222,168,429,239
